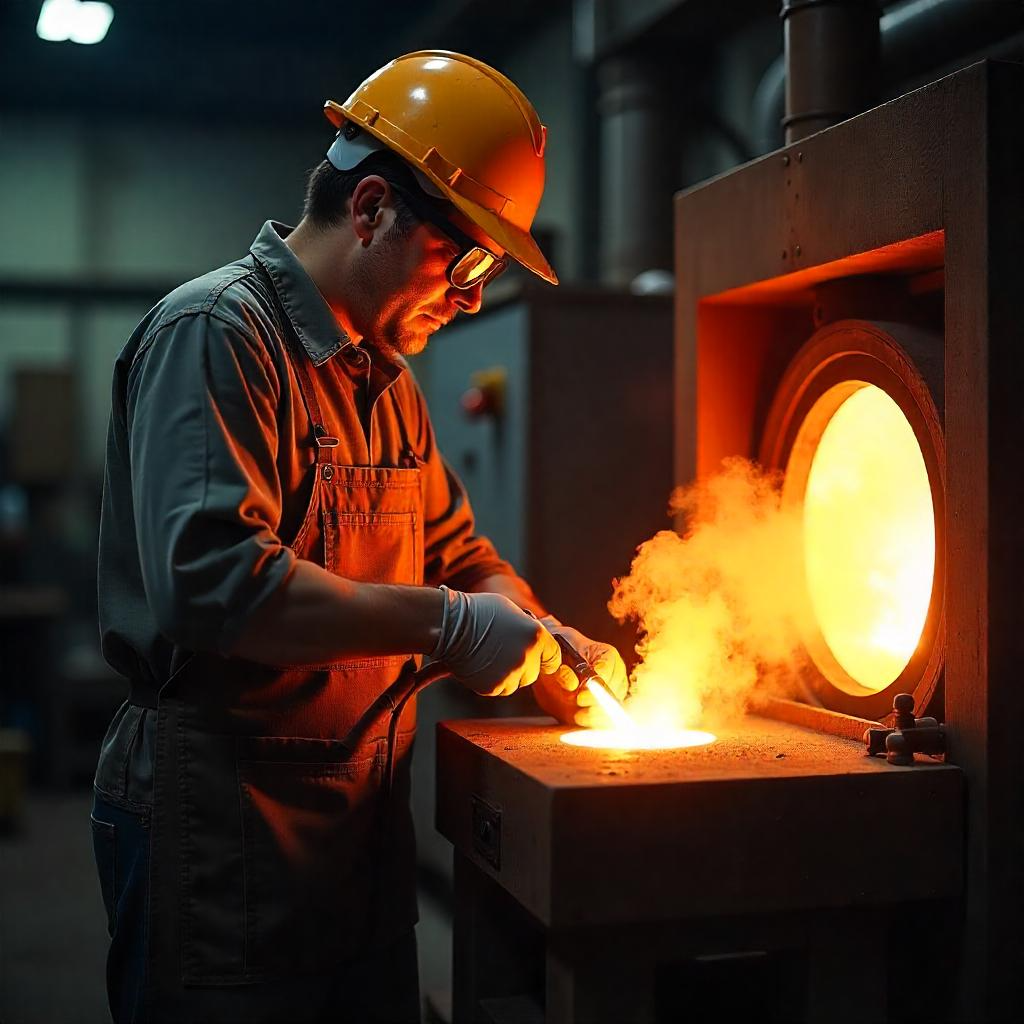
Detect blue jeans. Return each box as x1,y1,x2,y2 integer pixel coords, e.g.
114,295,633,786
91,792,151,1024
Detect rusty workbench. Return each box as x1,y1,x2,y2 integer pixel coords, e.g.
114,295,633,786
436,715,962,1023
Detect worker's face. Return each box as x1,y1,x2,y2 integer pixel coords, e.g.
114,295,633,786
351,178,501,358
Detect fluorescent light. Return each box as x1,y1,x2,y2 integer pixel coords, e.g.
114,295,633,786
67,1,113,44
35,0,72,41
37,0,114,45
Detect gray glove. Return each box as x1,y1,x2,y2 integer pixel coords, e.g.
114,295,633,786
431,586,562,696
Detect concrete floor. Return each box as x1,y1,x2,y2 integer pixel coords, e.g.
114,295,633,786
0,789,454,1024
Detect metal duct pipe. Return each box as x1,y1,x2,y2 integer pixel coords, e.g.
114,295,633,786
597,54,675,285
782,0,882,143
757,0,1024,152
879,0,1024,77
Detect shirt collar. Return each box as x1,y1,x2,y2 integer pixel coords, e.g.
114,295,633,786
249,220,350,367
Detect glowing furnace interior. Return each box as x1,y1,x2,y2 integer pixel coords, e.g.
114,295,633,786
789,381,936,693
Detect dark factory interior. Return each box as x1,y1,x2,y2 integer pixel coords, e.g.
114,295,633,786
3,1,1024,1022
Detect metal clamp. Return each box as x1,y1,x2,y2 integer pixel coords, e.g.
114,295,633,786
864,693,946,766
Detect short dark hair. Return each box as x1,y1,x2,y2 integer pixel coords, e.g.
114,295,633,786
303,149,423,238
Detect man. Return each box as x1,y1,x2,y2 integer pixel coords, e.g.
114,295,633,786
91,51,627,1023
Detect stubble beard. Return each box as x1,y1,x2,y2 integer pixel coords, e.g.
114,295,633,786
352,235,434,361
373,313,432,361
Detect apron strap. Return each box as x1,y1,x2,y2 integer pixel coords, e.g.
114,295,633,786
251,261,334,463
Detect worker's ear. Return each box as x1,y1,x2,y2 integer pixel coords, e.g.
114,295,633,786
350,175,389,245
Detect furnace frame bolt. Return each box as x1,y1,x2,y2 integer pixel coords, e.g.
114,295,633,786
893,692,916,731
863,693,945,765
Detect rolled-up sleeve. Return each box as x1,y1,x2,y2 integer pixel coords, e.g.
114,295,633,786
403,378,516,591
127,312,295,654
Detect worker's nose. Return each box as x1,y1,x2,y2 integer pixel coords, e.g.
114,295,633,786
451,282,484,315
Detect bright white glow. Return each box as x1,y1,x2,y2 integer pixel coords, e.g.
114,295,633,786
410,87,427,101
800,384,935,691
560,728,716,751
423,59,448,71
585,678,634,730
37,0,114,45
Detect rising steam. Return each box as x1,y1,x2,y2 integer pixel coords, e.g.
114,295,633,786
609,458,812,730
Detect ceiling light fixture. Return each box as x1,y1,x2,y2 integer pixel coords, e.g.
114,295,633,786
37,0,114,45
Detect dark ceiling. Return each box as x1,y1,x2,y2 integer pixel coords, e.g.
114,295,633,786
0,0,560,129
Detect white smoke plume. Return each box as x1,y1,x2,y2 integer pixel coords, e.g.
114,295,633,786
609,458,812,731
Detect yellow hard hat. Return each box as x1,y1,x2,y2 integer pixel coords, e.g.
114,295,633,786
324,50,557,286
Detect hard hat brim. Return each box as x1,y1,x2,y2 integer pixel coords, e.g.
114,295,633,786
324,99,558,286
446,192,558,286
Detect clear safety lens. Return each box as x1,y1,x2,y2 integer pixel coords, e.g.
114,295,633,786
450,248,506,289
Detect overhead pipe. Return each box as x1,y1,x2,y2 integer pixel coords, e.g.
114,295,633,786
596,54,676,285
781,0,882,144
755,0,1024,152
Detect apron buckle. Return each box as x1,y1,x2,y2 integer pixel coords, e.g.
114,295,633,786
314,424,340,448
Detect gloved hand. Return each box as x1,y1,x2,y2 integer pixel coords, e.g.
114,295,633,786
431,586,561,697
532,620,629,728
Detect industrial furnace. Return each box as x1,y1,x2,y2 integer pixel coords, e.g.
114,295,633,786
675,58,1024,1019
436,61,1024,1022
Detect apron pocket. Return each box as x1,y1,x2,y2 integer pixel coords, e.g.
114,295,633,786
324,509,422,586
238,750,383,975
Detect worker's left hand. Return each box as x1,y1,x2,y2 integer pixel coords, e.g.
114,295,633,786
532,621,629,728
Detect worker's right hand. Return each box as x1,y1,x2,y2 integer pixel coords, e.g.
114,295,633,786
431,586,562,696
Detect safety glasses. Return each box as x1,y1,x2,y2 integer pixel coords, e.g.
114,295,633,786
390,182,507,290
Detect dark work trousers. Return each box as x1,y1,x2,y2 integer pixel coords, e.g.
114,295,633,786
91,792,422,1024
92,793,150,1023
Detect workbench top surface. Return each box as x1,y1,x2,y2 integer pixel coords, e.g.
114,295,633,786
439,715,957,788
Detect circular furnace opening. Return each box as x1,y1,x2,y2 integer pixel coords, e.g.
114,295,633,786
760,319,945,719
791,382,934,693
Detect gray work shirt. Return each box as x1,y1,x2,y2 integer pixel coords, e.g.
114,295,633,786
94,221,513,808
